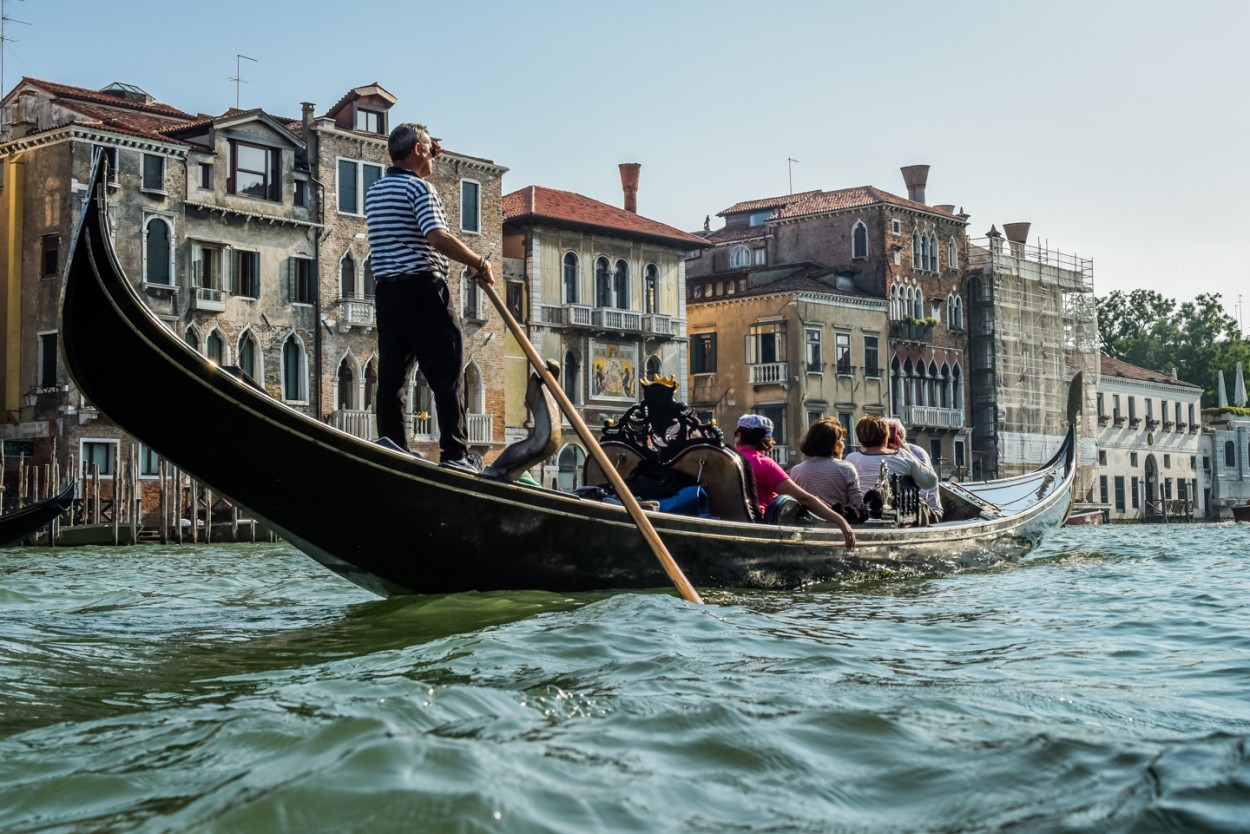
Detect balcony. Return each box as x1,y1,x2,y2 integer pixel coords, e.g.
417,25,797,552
749,362,788,386
643,313,673,336
191,287,226,312
1176,422,1187,431
1098,414,1110,426
407,412,494,445
330,408,376,441
766,445,791,465
1129,417,1142,429
1163,420,1175,431
1113,414,1126,427
890,319,934,343
903,405,966,431
334,297,376,332
1147,418,1160,429
592,307,643,331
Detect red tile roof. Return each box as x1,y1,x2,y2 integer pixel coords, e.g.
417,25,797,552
1099,354,1201,389
718,190,822,217
18,77,192,119
701,225,769,245
717,185,961,224
504,185,710,248
687,263,883,304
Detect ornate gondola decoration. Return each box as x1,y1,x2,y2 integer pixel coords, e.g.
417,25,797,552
600,375,725,464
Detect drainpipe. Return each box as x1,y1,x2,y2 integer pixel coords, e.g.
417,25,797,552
301,102,325,418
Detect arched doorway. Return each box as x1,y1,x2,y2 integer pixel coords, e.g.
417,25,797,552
1144,454,1158,516
557,444,586,492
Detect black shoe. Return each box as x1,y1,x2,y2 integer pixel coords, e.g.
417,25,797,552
440,456,481,474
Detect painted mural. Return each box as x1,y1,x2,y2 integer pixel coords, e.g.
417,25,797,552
591,340,638,401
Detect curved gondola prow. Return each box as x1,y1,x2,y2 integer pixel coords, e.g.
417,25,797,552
0,480,76,548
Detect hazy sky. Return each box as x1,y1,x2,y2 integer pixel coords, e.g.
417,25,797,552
5,0,1247,331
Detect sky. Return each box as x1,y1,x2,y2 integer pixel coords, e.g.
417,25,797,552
4,0,1248,332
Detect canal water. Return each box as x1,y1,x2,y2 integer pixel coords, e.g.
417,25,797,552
2,523,1249,833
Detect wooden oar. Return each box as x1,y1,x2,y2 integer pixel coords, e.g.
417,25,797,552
477,280,704,605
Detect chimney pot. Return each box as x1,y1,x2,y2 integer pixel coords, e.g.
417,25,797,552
619,162,641,213
900,164,930,204
1002,222,1031,244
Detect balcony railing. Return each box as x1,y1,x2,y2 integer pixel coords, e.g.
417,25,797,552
749,362,788,385
903,405,966,430
335,297,376,331
593,307,643,331
643,313,673,335
192,287,225,312
891,319,933,343
1164,420,1176,430
766,445,791,465
330,408,376,441
407,412,494,445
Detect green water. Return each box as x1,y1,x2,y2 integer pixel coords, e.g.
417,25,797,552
2,525,1249,832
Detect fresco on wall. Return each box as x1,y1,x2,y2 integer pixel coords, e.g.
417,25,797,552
591,340,638,401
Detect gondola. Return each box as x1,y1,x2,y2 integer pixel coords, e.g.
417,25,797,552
59,160,1075,597
0,481,75,548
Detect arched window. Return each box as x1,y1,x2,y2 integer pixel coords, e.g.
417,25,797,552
337,357,355,409
363,256,376,298
184,328,199,352
1226,441,1236,468
563,252,579,304
282,335,306,402
463,361,485,415
928,233,939,271
914,288,925,320
557,444,587,491
729,245,750,268
238,332,258,382
948,237,957,269
144,217,172,285
645,354,662,382
911,230,921,269
613,259,629,309
411,371,436,438
891,356,905,410
644,263,660,314
595,257,611,307
563,349,581,404
206,330,224,364
852,221,868,259
364,360,377,412
340,253,356,298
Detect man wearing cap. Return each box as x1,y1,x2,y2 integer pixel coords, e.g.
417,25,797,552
734,414,856,548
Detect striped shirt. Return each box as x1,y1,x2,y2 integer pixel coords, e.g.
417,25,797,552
364,168,450,279
844,447,938,493
790,457,865,515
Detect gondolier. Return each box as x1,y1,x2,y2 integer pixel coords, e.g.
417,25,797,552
365,122,493,471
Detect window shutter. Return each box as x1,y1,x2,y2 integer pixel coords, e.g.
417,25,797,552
709,334,717,372
286,257,295,303
230,250,239,294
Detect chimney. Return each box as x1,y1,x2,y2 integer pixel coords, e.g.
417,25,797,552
1003,222,1030,258
9,94,36,139
619,162,641,213
900,164,929,204
301,102,316,166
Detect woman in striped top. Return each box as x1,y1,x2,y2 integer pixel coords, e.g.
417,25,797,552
790,417,867,522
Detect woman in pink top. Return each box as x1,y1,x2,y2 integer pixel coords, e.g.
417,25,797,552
734,414,855,549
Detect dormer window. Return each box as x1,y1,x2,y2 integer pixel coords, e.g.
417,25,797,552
229,140,280,201
748,210,772,227
355,107,386,134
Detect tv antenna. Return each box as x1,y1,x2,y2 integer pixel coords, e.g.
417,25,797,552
228,53,257,109
2,0,30,103
787,157,798,194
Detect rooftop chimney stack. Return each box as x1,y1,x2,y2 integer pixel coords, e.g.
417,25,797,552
900,164,930,204
1003,222,1031,258
301,102,317,166
619,162,641,213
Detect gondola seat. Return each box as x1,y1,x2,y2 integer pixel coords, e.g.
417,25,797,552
582,442,759,523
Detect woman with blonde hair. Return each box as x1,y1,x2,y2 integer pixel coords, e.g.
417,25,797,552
844,415,938,517
790,417,867,522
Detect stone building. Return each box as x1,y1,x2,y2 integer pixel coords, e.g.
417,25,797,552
1093,355,1203,521
686,167,970,475
304,84,507,461
501,166,709,489
964,224,1099,483
1201,364,1250,519
0,76,508,521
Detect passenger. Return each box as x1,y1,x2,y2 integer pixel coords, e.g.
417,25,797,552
790,418,868,522
733,415,856,549
886,418,944,521
844,415,938,517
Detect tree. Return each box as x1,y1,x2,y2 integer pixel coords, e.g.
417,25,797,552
1096,291,1247,406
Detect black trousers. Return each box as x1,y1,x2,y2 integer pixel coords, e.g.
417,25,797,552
375,276,468,461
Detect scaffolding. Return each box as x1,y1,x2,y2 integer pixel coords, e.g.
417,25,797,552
967,234,1098,482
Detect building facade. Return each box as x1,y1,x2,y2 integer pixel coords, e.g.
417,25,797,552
686,166,970,476
0,76,507,516
1094,355,1203,521
502,168,708,489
